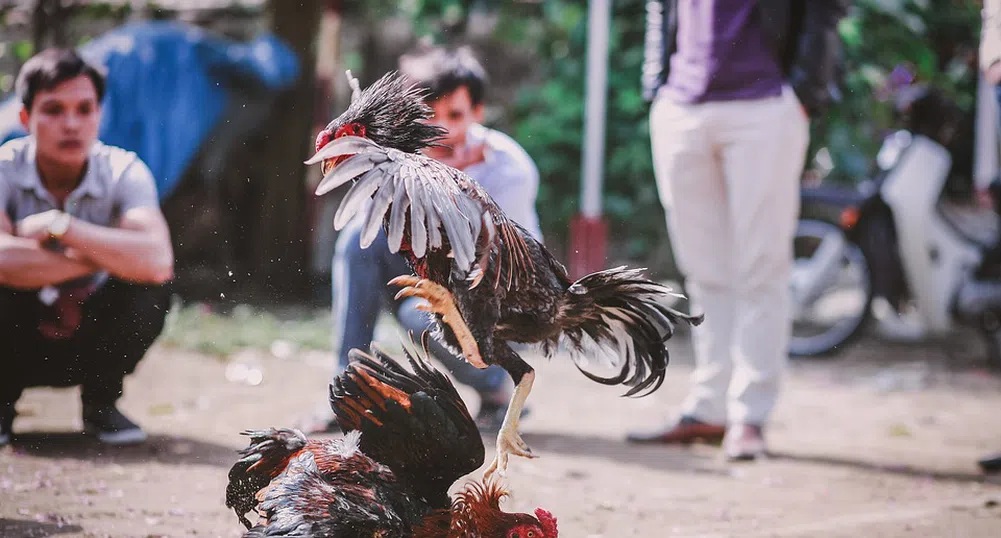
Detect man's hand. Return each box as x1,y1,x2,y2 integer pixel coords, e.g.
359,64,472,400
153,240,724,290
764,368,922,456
15,209,64,242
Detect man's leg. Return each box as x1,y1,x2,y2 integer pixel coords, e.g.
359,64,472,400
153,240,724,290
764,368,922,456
627,95,733,444
304,223,412,433
330,223,403,374
717,87,809,459
76,279,171,445
0,286,43,445
394,296,517,431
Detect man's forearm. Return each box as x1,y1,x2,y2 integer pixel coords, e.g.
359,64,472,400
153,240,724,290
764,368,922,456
0,236,98,289
62,218,173,284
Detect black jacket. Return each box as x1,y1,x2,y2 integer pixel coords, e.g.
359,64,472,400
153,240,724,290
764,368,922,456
642,0,849,117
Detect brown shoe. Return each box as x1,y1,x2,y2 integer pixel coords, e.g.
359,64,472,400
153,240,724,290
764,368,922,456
724,424,767,461
626,415,726,445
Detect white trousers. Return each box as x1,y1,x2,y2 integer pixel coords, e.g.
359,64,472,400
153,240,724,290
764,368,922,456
650,87,810,426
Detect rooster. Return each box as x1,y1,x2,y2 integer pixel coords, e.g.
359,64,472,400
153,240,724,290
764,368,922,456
306,71,703,479
225,336,558,538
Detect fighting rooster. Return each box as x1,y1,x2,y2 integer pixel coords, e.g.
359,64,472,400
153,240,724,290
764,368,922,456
307,71,703,478
225,337,558,538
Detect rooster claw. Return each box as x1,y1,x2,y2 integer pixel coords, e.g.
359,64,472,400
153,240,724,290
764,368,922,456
484,426,537,482
387,275,487,370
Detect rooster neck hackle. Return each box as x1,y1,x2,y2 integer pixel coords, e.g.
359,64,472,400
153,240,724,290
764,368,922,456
328,71,447,154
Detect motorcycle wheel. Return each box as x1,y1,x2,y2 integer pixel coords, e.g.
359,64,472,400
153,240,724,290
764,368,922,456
789,219,874,357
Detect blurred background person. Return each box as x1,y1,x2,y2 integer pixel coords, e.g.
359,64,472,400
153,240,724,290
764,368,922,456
627,0,848,461
977,0,1001,475
0,48,174,447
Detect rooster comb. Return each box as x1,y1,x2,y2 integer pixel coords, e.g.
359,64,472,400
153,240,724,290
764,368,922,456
535,508,558,537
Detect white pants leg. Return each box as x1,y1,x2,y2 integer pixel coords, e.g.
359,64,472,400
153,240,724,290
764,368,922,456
650,87,809,426
650,95,734,426
717,87,809,425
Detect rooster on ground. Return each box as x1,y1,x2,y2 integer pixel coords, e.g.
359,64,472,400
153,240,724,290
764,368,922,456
307,71,703,479
225,335,558,538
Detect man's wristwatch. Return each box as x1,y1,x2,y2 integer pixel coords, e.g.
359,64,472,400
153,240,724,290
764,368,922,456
48,211,72,241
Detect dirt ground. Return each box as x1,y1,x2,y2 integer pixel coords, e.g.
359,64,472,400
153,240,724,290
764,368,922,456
2,326,1001,538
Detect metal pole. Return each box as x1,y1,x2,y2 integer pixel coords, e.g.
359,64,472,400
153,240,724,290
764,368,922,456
580,0,611,219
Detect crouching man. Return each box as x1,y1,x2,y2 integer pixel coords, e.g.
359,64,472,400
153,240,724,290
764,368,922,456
0,48,174,446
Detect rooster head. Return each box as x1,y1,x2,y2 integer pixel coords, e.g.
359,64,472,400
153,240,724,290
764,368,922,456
452,480,558,538
310,70,447,176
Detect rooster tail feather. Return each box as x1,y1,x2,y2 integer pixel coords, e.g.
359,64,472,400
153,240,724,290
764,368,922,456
558,266,703,397
225,428,309,529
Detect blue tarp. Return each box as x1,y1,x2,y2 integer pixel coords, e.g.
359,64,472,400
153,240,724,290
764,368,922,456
0,21,301,201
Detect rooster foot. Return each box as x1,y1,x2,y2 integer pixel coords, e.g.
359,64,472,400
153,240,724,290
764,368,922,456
484,427,536,481
482,370,537,481
389,275,487,369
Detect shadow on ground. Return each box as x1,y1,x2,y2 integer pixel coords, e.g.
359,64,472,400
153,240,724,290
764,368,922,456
770,450,996,485
8,432,238,467
521,431,729,476
0,518,84,538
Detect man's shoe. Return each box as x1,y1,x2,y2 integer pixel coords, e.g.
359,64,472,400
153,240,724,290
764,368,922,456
0,404,14,447
978,452,1001,474
626,415,726,445
296,404,342,435
475,401,531,434
723,423,767,461
82,405,147,445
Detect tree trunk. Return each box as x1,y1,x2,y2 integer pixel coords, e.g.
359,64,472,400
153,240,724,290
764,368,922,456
244,0,324,300
31,0,68,52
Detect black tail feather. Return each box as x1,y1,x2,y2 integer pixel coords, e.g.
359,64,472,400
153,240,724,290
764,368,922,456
559,266,703,397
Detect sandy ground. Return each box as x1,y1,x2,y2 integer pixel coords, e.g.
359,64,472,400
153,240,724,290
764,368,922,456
2,327,1001,538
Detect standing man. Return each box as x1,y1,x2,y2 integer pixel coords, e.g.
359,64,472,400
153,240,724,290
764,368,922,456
300,45,543,434
978,0,1001,475
0,48,174,447
628,1,847,460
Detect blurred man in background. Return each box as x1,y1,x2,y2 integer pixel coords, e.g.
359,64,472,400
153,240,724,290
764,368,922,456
977,0,1001,475
301,45,543,434
629,0,847,461
0,48,174,447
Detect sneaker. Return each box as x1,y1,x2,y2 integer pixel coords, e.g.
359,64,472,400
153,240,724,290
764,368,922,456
296,404,342,435
475,401,531,434
723,424,767,462
82,405,147,445
979,452,1001,474
0,404,13,447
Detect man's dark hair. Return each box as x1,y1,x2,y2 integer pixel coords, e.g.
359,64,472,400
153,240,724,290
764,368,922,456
399,45,488,106
16,48,106,111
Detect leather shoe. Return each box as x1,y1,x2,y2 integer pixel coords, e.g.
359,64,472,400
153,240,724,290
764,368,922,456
978,452,1001,474
724,424,767,461
626,415,726,445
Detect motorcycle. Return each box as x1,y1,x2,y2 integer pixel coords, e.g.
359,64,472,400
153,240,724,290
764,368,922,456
789,77,1001,367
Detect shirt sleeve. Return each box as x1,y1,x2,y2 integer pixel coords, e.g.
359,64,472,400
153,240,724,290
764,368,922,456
983,0,1001,71
0,169,13,226
115,157,160,215
483,152,543,242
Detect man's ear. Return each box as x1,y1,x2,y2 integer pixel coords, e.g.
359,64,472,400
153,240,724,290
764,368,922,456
18,107,29,130
472,103,485,123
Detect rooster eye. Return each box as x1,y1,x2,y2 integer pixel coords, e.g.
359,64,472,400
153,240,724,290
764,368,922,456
527,532,535,538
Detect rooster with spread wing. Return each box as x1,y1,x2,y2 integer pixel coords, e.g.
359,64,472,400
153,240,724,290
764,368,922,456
307,71,703,478
226,337,558,538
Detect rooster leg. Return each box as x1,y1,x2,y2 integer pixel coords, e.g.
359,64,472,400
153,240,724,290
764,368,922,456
484,368,538,481
389,275,487,369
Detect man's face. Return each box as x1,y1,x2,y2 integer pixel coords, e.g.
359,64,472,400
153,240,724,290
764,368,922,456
19,75,102,170
426,85,483,149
